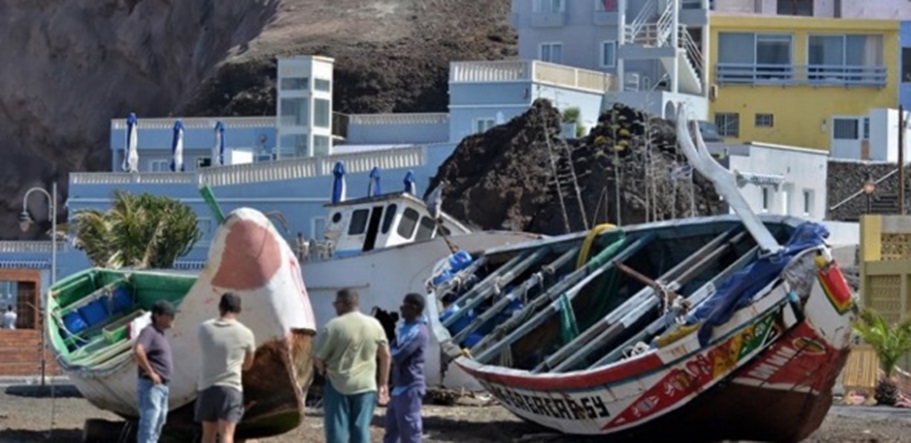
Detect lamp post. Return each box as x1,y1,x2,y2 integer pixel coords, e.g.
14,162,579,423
19,181,57,388
863,173,876,214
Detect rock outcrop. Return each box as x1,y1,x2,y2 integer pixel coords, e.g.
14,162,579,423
0,0,514,239
426,99,726,235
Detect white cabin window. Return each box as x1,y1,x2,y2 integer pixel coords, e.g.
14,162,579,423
397,207,420,240
540,42,563,64
149,159,170,172
415,216,437,241
601,41,617,68
314,78,331,92
381,204,398,234
348,209,369,235
280,77,309,90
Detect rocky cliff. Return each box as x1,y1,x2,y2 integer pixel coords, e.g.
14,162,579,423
0,0,514,239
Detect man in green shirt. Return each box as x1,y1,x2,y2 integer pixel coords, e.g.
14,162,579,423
315,288,391,443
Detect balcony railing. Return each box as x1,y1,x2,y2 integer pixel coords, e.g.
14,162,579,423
71,145,427,187
450,60,617,93
716,63,887,87
0,241,68,253
348,113,449,126
111,116,276,130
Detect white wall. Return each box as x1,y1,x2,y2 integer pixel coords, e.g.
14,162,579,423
728,143,828,220
828,108,911,162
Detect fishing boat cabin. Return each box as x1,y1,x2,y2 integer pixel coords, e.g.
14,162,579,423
320,192,471,258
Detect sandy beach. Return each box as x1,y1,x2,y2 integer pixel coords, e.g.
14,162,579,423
0,383,910,443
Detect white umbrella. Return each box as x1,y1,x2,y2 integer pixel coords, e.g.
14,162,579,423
170,120,185,172
124,113,139,173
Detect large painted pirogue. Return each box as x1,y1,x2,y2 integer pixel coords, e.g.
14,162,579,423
46,207,316,439
426,105,857,441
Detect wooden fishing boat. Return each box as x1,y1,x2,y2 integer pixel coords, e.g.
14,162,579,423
425,106,856,441
47,207,317,439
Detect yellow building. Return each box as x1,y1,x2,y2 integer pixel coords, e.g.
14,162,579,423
708,15,898,150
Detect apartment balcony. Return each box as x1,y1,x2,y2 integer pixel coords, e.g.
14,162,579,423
715,64,887,88
531,11,567,27
449,60,617,94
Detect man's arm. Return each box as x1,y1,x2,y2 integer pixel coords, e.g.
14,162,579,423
133,334,160,384
242,330,256,371
376,341,391,405
391,326,428,366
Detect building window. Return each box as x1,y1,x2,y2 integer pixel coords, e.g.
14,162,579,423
280,134,309,157
601,41,617,68
715,113,740,138
197,157,212,168
833,118,859,140
595,0,618,12
717,33,792,82
314,98,331,128
280,98,309,126
280,77,309,90
149,159,170,172
755,113,774,128
777,0,812,16
803,190,814,215
903,48,911,83
808,34,884,81
761,187,771,212
315,78,332,92
863,117,870,139
540,42,563,64
313,135,331,156
533,0,565,13
475,118,496,134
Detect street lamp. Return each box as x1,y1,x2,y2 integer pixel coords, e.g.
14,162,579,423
20,182,57,388
863,173,876,214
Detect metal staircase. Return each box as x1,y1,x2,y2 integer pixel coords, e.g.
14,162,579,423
622,0,703,95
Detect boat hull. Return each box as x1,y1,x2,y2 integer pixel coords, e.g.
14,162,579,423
300,230,540,389
50,208,317,438
444,218,854,439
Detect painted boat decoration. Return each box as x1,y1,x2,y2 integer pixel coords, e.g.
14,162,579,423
46,207,317,439
424,105,857,441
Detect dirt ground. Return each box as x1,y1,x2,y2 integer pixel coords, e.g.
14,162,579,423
0,385,910,443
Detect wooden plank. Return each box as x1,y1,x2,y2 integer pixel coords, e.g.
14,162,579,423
842,345,879,393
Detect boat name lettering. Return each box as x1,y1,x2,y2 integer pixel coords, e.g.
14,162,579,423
486,384,610,420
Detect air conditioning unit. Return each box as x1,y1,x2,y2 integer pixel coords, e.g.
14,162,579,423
709,84,719,100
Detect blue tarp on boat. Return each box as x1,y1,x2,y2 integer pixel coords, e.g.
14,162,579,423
686,221,829,346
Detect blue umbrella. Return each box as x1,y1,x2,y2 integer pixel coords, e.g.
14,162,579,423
123,113,138,172
170,120,185,172
332,161,347,204
368,166,382,197
403,170,416,195
212,121,225,166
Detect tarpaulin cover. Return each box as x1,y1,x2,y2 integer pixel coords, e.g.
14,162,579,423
686,221,828,346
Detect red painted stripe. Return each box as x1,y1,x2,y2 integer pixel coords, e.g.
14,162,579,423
459,352,665,391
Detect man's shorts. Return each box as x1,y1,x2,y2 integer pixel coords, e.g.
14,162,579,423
194,385,244,423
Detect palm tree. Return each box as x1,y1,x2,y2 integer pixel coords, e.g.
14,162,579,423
72,190,202,269
852,308,911,406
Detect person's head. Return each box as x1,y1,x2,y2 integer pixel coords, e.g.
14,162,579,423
6,305,12,312
218,292,242,317
151,300,177,330
333,288,359,316
400,293,425,322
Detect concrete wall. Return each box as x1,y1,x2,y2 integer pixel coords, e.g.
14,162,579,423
345,115,449,145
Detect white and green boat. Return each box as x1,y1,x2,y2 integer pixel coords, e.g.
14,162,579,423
46,206,317,439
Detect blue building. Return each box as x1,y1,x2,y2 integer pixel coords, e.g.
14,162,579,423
901,21,911,110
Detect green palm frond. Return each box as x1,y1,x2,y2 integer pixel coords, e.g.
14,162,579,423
853,308,911,378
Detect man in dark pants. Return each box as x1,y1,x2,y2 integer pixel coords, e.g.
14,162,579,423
384,293,429,443
196,293,256,443
134,300,177,443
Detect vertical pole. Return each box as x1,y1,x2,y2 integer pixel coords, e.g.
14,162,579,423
617,0,626,91
900,105,905,214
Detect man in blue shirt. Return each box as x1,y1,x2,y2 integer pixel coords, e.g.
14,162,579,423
383,293,429,443
133,300,177,443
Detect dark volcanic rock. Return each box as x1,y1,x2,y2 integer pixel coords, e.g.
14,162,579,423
427,99,726,235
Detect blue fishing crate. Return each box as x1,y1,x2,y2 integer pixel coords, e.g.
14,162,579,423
62,311,88,334
111,287,133,314
78,298,110,327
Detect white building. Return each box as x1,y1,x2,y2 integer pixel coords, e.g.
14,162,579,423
708,141,828,220
829,108,911,162
276,55,335,159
